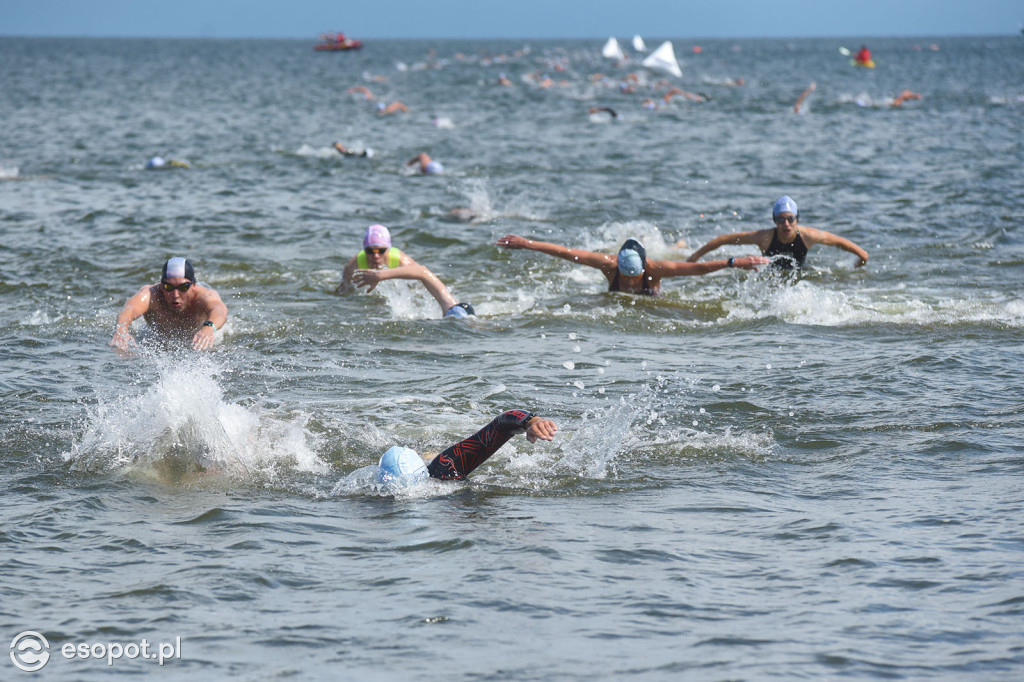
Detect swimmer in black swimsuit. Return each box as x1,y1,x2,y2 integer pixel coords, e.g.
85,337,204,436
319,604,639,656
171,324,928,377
333,142,372,158
588,107,621,119
686,195,869,270
497,234,768,296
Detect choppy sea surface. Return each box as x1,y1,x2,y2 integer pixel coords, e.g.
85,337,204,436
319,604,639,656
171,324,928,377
2,35,1023,680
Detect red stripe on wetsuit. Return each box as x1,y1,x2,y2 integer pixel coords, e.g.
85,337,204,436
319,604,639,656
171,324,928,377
426,410,534,479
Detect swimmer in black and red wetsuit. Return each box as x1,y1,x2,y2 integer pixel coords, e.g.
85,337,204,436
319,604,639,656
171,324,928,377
376,410,558,484
427,410,557,479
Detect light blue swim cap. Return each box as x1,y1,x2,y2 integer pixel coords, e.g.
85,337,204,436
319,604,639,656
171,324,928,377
146,156,166,169
424,160,444,175
378,446,427,484
617,249,643,277
773,196,798,217
444,302,475,318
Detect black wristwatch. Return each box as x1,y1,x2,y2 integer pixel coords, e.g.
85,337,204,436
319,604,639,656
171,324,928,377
202,321,216,328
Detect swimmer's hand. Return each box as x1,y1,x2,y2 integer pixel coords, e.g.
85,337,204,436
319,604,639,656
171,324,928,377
525,417,558,443
110,328,138,357
496,234,531,249
734,256,771,271
352,268,384,292
192,324,216,351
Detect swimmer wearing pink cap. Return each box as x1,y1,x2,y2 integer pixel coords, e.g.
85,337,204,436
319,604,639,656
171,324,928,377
338,225,476,318
686,195,869,270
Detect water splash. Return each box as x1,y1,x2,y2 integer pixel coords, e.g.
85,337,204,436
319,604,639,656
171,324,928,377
65,354,325,483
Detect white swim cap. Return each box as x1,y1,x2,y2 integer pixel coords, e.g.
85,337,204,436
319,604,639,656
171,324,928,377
378,446,427,484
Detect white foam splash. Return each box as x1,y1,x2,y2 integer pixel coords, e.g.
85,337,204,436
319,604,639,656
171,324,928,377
65,355,325,482
725,279,1024,328
375,279,443,319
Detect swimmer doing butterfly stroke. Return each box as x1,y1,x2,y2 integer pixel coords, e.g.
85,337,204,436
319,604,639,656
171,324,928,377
497,235,768,296
377,410,557,486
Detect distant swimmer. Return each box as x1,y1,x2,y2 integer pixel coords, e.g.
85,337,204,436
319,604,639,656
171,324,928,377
497,72,512,86
145,156,189,170
686,195,869,271
376,101,409,115
110,257,227,353
407,152,443,175
346,85,375,101
890,90,922,107
339,224,474,318
794,82,816,113
588,107,621,119
663,88,709,102
333,142,374,158
376,409,557,487
496,234,769,297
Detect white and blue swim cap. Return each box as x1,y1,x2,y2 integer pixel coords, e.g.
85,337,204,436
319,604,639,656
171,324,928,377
423,160,444,175
773,196,798,217
378,446,428,484
146,156,166,169
162,256,195,282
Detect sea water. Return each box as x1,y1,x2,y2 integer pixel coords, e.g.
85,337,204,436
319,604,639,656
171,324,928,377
2,36,1023,680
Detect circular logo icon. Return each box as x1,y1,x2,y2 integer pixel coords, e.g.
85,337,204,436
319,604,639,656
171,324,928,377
10,631,50,672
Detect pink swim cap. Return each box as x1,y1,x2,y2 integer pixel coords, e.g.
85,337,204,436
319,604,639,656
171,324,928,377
363,224,392,249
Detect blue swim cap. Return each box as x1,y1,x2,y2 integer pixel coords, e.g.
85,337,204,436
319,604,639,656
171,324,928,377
617,249,643,277
146,156,166,169
378,446,427,484
424,160,444,175
773,196,798,217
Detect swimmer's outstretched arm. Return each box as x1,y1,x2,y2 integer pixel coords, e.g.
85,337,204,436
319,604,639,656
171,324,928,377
190,287,228,351
652,255,770,278
427,410,557,480
794,81,816,113
685,230,766,262
800,227,869,267
110,285,152,351
352,264,458,313
496,234,614,272
336,255,360,293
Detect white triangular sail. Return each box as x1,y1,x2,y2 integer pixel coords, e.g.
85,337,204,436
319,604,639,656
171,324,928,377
602,37,625,61
642,40,681,77
632,35,647,52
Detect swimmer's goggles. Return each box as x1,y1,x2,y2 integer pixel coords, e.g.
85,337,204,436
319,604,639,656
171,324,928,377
161,280,194,293
364,247,388,256
773,215,797,225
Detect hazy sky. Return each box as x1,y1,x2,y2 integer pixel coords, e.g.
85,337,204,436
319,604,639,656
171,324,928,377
1,0,1020,39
